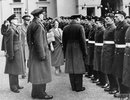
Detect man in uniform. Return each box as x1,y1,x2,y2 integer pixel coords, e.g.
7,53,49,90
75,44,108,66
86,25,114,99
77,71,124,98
101,13,118,94
93,17,108,88
27,8,53,99
62,15,87,92
5,14,24,93
21,14,31,79
112,10,130,98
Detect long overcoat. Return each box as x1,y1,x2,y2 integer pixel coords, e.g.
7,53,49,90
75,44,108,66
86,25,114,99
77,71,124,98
87,24,96,65
122,26,130,87
27,18,52,84
101,24,116,74
4,25,24,75
93,26,105,71
112,21,129,78
62,20,87,74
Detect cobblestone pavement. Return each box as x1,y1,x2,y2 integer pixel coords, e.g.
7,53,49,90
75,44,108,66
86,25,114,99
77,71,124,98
0,52,120,100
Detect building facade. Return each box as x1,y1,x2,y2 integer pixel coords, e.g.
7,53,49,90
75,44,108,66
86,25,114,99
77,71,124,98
0,0,130,25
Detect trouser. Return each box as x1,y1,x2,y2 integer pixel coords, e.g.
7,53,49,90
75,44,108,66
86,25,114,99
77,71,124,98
9,74,19,90
93,70,99,79
107,74,118,90
69,74,83,90
98,71,107,85
31,84,46,96
87,65,93,76
118,78,130,93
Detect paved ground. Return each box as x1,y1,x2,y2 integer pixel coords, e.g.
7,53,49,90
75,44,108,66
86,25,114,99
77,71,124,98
0,53,120,100
0,34,120,100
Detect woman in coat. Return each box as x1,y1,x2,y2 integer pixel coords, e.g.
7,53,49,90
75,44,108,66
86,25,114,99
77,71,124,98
27,8,53,99
4,14,24,93
49,19,64,75
62,15,87,92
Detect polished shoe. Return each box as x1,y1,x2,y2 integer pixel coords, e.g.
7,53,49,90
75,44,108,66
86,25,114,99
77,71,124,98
104,87,111,92
114,92,122,98
75,87,85,92
102,83,109,88
109,89,119,94
32,94,53,99
11,89,20,93
92,79,99,83
17,86,24,89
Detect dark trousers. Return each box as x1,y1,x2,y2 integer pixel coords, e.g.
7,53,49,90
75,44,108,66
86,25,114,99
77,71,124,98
107,74,118,90
118,78,130,93
31,84,46,97
93,70,99,79
87,65,93,76
9,74,19,90
69,74,83,91
98,71,107,85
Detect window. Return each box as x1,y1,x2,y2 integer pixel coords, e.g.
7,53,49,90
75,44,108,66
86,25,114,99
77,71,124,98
13,8,22,23
39,7,47,18
39,0,47,1
13,0,21,2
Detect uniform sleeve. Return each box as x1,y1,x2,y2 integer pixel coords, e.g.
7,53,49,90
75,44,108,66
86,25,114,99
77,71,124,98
33,25,46,60
6,28,14,60
62,27,67,57
79,26,87,57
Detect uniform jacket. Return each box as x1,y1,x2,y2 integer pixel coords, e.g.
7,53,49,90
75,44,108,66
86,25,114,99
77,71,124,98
62,20,87,74
27,17,52,84
101,24,116,74
112,20,129,78
4,24,24,75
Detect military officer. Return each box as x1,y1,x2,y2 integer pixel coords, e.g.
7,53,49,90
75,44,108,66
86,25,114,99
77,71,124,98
62,15,87,92
20,14,31,79
27,8,53,99
5,14,24,93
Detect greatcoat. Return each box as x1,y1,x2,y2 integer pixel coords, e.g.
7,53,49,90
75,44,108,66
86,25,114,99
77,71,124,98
93,26,105,71
62,20,87,74
27,17,52,84
122,26,130,87
112,21,129,78
101,24,116,74
4,25,24,75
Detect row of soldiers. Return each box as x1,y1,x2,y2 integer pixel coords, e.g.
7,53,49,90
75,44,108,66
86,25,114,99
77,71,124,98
80,11,130,99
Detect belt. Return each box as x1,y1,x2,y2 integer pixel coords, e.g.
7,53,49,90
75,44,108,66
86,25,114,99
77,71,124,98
95,43,103,46
115,44,126,48
126,43,130,47
88,40,95,44
103,41,115,44
86,39,88,41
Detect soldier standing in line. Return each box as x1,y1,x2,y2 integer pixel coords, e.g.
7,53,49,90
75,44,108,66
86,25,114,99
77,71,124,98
20,14,31,79
112,10,130,98
93,17,108,88
101,13,119,94
122,26,130,99
4,14,24,93
62,15,87,92
27,8,53,99
86,17,96,78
